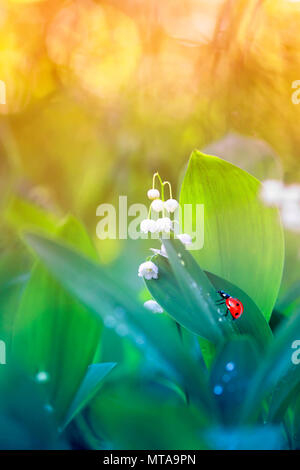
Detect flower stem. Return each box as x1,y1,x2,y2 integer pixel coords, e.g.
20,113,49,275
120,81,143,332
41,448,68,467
163,181,172,199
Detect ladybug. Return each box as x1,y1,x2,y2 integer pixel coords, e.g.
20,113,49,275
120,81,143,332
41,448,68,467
216,290,244,320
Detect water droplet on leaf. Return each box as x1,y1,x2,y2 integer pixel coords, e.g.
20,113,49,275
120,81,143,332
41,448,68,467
213,385,223,395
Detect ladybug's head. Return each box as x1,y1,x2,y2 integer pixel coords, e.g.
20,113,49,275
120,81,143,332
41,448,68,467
217,290,230,299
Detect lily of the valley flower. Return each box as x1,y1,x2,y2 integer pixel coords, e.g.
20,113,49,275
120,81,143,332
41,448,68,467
147,188,160,200
138,261,159,280
143,300,163,313
140,219,157,233
261,180,300,232
261,180,285,206
156,217,173,233
151,199,164,212
176,233,192,246
281,203,300,231
164,198,179,213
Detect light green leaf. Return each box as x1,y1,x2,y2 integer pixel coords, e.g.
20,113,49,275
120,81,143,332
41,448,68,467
5,196,58,235
180,150,284,321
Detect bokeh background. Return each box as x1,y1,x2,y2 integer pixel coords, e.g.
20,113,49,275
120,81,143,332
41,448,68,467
1,0,299,281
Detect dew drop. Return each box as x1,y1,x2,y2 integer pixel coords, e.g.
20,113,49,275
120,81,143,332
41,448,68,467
225,362,235,372
114,307,125,319
44,404,54,413
35,371,49,383
180,260,185,266
135,335,146,345
213,385,223,396
115,324,128,337
104,315,117,328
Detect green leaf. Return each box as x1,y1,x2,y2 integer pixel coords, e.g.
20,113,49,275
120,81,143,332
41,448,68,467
12,217,102,423
62,362,116,429
241,309,300,423
145,239,272,353
147,239,234,343
24,232,214,414
180,150,284,321
205,270,273,351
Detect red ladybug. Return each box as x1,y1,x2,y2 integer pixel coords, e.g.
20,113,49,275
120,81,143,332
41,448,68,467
216,290,244,320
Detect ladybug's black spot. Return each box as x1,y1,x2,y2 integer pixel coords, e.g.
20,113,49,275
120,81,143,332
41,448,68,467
236,303,239,306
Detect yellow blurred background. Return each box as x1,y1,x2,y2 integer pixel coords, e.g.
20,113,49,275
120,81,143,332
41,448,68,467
0,0,300,230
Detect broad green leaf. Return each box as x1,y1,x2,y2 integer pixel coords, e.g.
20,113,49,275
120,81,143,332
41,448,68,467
12,217,102,423
149,239,235,342
205,270,273,351
180,150,284,321
145,240,272,353
24,232,215,414
241,310,300,423
62,362,116,429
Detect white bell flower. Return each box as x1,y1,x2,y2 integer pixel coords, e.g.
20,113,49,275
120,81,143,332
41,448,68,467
164,198,179,213
261,180,285,206
156,217,173,233
282,184,300,205
147,188,160,200
138,261,159,280
151,199,164,212
281,203,300,232
140,219,157,233
176,233,193,246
